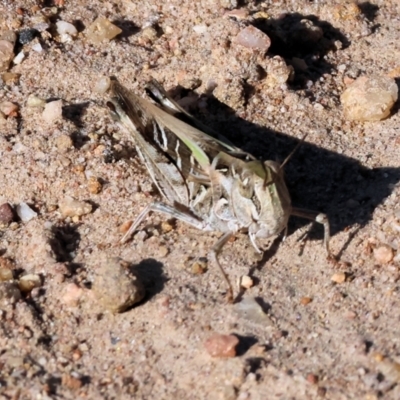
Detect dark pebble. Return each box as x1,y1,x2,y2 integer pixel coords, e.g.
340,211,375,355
18,29,38,45
0,203,15,224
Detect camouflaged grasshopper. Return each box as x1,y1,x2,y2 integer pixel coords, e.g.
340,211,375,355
107,77,331,301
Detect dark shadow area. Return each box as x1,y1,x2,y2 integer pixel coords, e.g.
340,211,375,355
130,258,166,301
358,2,379,21
62,102,90,128
50,223,81,265
233,334,258,356
245,357,268,375
252,13,350,88
112,19,140,40
163,88,400,258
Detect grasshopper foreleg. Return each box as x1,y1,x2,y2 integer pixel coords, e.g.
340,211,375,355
290,207,331,258
209,231,234,303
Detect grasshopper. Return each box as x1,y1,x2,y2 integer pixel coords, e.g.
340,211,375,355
106,77,331,301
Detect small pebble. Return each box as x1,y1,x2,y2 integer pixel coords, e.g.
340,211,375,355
161,220,174,233
92,257,145,313
0,258,14,281
266,56,293,86
341,75,398,121
233,26,271,52
13,51,25,65
373,245,394,264
43,100,63,123
27,95,46,108
300,296,312,305
192,25,208,35
331,272,346,284
240,275,254,289
306,373,319,384
85,17,122,44
54,134,73,153
0,203,15,224
61,374,83,390
0,37,15,72
234,297,271,325
61,283,83,307
0,101,18,116
18,28,37,45
141,26,158,42
1,72,20,85
204,333,239,358
56,21,77,37
119,220,133,234
191,258,208,275
31,42,43,53
87,176,102,194
18,274,42,293
59,196,92,218
16,202,37,222
94,76,111,94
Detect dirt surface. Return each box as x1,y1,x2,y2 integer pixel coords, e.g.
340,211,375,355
0,1,400,399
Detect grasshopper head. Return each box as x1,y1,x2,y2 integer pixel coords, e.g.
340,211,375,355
245,160,291,252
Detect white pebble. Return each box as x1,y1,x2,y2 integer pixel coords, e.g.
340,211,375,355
94,76,111,94
16,202,37,222
192,25,208,34
27,95,46,108
13,51,25,65
31,43,43,53
42,100,62,123
56,21,78,36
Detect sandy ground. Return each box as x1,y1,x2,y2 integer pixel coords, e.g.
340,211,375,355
0,0,399,399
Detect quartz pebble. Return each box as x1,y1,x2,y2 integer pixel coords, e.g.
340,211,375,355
0,101,18,116
373,245,394,264
43,100,63,123
0,203,15,224
59,196,92,218
94,76,111,94
16,202,37,222
92,257,145,313
27,95,46,108
85,17,122,44
56,21,78,43
233,26,271,52
13,51,25,65
341,75,398,121
204,333,239,358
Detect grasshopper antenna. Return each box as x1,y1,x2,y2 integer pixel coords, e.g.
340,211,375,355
279,133,309,171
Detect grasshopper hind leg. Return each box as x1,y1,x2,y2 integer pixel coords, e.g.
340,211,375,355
121,201,207,243
121,201,235,302
209,232,235,303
